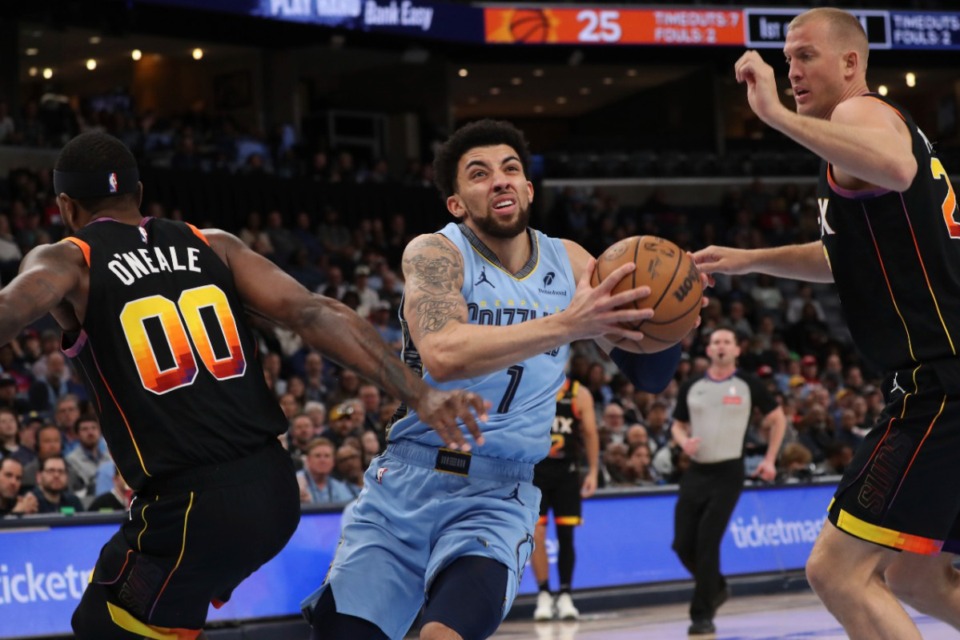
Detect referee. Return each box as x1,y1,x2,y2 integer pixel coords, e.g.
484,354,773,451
671,327,786,636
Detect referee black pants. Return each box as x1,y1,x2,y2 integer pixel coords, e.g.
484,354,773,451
672,459,744,622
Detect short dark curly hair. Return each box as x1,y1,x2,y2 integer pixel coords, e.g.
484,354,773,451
55,132,139,212
432,119,531,200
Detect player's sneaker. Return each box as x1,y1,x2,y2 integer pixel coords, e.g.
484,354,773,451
534,590,555,621
556,592,579,620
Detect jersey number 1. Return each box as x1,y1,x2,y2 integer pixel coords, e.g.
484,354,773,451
498,365,524,413
120,284,246,394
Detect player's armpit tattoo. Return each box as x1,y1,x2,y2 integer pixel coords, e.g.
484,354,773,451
415,297,461,335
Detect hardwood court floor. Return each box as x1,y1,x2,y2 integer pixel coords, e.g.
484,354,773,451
493,590,955,639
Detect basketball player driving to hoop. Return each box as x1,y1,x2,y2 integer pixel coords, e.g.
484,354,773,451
302,119,702,640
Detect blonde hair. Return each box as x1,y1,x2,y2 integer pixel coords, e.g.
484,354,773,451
788,8,869,70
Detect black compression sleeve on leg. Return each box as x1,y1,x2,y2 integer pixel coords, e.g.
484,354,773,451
309,587,389,640
556,525,576,591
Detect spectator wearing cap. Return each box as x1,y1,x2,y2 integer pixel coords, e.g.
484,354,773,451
320,403,361,449
350,265,380,319
0,407,35,466
755,364,780,397
370,301,402,354
791,355,821,399
297,438,355,505
0,373,29,415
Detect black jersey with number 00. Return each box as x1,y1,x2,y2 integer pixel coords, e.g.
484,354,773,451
63,218,287,491
818,94,960,372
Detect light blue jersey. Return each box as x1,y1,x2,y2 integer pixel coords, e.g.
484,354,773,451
390,221,575,463
301,222,576,639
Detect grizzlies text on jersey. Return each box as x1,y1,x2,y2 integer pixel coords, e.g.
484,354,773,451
390,221,576,463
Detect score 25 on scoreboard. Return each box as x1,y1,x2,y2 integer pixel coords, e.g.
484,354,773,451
484,8,743,45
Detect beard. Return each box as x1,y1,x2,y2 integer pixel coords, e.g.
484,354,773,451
469,203,530,239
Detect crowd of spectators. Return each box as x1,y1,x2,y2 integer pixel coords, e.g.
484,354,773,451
0,95,436,187
0,119,892,517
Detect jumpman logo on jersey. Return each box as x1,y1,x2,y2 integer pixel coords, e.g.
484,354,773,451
475,266,495,288
890,372,906,396
501,483,524,505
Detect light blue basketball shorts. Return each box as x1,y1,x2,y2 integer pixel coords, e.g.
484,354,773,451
301,440,540,639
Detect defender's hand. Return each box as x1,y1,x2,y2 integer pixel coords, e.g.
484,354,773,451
692,245,757,278
415,389,490,452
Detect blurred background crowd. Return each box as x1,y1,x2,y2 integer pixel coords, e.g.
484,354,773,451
0,107,885,516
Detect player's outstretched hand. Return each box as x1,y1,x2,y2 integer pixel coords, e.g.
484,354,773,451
691,245,757,280
416,389,490,452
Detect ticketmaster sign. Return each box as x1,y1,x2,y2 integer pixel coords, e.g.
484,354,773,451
518,482,834,592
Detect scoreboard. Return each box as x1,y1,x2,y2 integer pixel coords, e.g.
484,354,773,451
136,1,960,50
484,8,744,46
484,7,960,50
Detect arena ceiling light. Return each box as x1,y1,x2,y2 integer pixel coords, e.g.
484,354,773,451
905,72,916,87
132,49,142,60
878,85,889,96
86,59,97,70
192,47,203,60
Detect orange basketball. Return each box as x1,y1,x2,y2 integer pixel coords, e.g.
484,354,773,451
509,10,550,43
590,236,702,353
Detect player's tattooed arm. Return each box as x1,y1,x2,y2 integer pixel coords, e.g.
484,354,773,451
0,243,81,346
402,235,468,337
